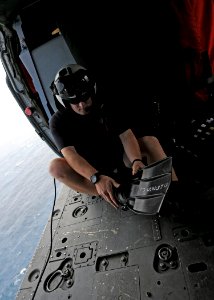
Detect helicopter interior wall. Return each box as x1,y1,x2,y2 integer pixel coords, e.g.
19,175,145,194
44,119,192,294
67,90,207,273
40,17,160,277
14,0,214,186
31,35,76,112
13,0,214,119
17,1,78,116
18,0,184,117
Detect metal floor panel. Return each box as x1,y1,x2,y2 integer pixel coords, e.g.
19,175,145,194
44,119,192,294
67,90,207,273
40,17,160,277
17,185,214,300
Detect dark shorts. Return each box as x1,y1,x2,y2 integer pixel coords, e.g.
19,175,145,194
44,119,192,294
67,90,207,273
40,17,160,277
128,109,157,139
132,125,157,139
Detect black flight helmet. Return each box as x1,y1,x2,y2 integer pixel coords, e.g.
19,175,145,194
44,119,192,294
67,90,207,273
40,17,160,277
51,64,96,107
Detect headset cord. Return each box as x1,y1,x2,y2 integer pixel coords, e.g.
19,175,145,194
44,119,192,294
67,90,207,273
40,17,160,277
31,177,57,300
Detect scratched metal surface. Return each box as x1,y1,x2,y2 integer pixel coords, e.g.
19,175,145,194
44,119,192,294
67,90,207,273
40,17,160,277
17,185,214,300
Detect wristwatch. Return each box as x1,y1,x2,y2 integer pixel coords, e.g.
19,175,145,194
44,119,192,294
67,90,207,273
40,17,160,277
90,172,101,184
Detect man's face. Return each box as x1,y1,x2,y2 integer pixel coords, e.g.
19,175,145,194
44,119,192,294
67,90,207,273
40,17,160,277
70,97,93,115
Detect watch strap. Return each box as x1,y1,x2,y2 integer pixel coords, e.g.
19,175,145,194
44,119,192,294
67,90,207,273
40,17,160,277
131,159,142,167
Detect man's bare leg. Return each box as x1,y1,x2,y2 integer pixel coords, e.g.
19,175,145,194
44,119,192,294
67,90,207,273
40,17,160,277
123,135,178,181
49,158,99,195
138,136,178,181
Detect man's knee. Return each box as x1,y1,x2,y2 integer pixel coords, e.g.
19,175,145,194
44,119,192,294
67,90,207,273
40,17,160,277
49,158,70,179
138,135,161,151
141,135,159,144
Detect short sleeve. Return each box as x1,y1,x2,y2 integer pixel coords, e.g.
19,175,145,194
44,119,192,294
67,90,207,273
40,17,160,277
49,110,76,151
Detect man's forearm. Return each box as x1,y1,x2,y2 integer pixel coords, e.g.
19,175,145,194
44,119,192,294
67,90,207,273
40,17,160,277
62,147,97,180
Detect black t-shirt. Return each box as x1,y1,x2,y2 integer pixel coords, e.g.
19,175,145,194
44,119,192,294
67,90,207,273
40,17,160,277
49,105,129,174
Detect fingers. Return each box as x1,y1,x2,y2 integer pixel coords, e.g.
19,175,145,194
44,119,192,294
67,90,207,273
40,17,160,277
112,180,120,189
105,194,119,209
96,177,120,209
132,166,140,175
108,199,119,209
102,190,119,209
132,162,144,175
132,168,136,176
108,193,119,209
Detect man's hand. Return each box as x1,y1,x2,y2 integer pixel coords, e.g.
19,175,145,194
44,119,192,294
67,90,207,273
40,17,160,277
132,160,145,176
95,175,120,209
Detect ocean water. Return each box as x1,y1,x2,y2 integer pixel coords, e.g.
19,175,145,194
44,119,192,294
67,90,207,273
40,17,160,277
0,134,62,300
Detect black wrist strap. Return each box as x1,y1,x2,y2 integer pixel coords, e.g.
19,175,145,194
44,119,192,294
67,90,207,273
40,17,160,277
131,158,142,167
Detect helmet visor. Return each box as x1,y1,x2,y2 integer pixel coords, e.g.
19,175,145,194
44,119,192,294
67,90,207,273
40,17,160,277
63,91,91,104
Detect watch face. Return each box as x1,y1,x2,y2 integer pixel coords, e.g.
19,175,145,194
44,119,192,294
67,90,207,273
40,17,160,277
91,173,100,184
91,174,98,184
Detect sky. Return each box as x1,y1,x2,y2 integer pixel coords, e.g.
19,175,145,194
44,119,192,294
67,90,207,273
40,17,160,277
0,62,36,151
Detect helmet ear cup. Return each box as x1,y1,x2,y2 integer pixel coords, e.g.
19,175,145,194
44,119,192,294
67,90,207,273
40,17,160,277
50,81,58,96
50,80,66,108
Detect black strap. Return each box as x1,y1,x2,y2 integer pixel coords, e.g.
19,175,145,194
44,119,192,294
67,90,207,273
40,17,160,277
131,158,142,167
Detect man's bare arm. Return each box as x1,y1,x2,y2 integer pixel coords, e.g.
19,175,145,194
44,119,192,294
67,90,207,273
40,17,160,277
61,146,119,208
61,146,97,180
